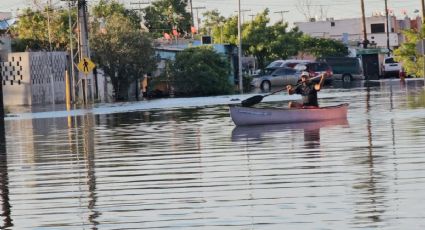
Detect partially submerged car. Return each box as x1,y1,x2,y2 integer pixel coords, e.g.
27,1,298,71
382,56,402,78
293,62,333,84
321,57,365,82
250,67,299,90
266,59,311,69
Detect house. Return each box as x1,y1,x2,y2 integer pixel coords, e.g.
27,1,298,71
294,14,422,50
294,14,422,79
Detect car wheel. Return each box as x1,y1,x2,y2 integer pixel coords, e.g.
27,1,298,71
261,81,271,90
342,74,352,82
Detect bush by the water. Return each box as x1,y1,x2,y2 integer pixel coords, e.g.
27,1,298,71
170,46,233,96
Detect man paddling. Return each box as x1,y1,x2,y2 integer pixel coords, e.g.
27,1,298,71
286,71,327,109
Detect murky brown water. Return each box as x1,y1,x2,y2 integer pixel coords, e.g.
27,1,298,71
2,79,425,229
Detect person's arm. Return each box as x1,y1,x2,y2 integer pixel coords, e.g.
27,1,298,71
314,73,327,91
286,85,295,95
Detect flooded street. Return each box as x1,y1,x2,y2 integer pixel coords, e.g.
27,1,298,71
2,79,425,229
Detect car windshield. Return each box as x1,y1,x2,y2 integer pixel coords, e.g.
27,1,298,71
267,61,284,68
294,64,307,71
385,58,397,64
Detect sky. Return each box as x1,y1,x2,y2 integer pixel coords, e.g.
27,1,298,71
0,0,422,26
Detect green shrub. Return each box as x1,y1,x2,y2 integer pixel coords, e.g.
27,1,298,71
170,46,233,96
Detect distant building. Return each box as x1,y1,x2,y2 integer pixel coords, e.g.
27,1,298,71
294,15,422,50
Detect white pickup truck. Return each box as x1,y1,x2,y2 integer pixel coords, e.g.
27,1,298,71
382,56,402,78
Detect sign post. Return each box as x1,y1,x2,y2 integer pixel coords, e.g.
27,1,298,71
77,57,96,103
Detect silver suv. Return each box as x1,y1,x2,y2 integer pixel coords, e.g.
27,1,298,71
250,67,299,90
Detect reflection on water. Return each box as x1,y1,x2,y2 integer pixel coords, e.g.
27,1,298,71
0,117,12,229
231,119,349,147
2,78,425,229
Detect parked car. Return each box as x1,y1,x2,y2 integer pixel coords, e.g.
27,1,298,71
293,62,333,84
266,59,311,69
382,56,402,78
321,57,364,82
250,67,299,90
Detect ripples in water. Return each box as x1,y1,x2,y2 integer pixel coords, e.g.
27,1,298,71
1,79,425,229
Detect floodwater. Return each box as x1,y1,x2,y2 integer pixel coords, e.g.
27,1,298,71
2,78,425,229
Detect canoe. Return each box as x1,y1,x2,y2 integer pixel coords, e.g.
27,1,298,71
231,118,349,142
229,103,348,126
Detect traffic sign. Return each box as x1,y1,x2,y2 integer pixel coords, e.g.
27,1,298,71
77,57,96,75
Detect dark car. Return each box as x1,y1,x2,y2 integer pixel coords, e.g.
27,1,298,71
294,62,333,84
321,57,364,82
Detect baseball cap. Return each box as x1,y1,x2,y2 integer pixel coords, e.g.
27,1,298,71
300,71,310,77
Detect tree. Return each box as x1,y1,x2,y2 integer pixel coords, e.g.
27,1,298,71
142,0,192,38
394,27,424,77
11,7,76,51
298,35,348,58
92,0,140,29
269,22,303,60
242,10,303,70
90,7,156,100
170,47,233,96
200,10,226,35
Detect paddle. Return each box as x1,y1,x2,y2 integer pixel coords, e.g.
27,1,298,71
241,75,322,107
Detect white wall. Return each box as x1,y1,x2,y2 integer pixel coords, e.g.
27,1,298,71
295,15,402,48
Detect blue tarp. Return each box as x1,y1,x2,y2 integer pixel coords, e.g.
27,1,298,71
0,18,16,30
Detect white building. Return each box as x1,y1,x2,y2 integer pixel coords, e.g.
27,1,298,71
294,15,421,49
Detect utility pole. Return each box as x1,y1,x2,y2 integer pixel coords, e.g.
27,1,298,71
249,14,255,21
421,0,425,81
192,6,206,31
77,0,92,104
422,0,425,22
60,0,77,103
46,0,56,104
237,0,243,93
234,9,251,23
0,65,4,124
68,0,76,103
274,10,289,22
384,0,390,53
189,0,194,28
130,1,150,16
360,0,368,48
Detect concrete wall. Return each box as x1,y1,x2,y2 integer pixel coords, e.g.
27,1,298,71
30,52,67,105
1,51,67,106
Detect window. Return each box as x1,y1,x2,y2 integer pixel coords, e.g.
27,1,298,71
371,23,385,33
385,58,397,64
273,69,285,75
331,21,335,27
284,68,296,74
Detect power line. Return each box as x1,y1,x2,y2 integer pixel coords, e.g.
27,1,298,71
274,10,289,21
192,6,206,30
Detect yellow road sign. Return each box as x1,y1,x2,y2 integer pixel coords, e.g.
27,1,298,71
77,57,96,75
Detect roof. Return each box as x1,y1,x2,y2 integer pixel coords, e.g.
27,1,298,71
0,18,16,30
